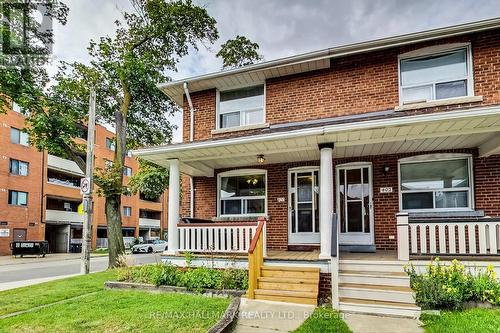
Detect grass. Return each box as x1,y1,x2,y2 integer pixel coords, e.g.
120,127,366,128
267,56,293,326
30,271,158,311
293,306,352,333
421,308,500,333
0,270,117,316
0,289,230,333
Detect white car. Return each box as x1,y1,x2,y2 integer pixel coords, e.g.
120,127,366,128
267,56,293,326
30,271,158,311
131,239,167,254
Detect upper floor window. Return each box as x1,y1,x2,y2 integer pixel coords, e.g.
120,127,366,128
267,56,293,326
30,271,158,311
218,169,266,217
10,159,29,176
399,47,472,105
106,137,116,151
217,85,265,129
123,166,132,177
12,101,22,113
104,159,113,169
399,154,473,211
123,206,132,217
10,127,29,146
8,190,28,206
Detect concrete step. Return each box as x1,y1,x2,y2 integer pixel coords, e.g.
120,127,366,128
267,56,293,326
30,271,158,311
339,297,421,318
339,283,415,304
339,260,407,273
339,271,410,287
254,289,318,305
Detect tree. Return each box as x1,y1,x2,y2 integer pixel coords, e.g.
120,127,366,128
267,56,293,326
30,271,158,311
216,35,263,69
26,0,218,267
0,0,68,114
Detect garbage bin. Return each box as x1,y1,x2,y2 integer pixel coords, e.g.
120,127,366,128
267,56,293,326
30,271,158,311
10,241,49,257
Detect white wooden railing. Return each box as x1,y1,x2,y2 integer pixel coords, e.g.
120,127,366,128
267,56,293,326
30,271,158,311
177,222,261,253
397,213,500,259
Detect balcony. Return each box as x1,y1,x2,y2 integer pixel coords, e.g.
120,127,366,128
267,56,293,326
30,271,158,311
47,154,84,176
47,177,79,188
45,210,83,224
139,218,161,228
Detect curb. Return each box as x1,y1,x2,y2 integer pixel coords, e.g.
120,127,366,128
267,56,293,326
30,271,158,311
104,281,246,297
207,296,241,333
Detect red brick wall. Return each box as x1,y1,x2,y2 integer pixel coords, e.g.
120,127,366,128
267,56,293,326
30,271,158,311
183,29,500,142
181,149,500,251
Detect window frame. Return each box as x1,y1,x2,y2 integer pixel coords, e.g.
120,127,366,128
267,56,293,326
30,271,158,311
8,190,28,206
398,43,474,106
217,169,267,218
9,159,29,176
105,137,116,151
397,153,474,212
10,127,29,146
123,206,132,217
123,166,132,177
215,84,266,130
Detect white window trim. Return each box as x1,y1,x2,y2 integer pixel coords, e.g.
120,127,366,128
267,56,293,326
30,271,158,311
217,168,267,218
215,83,266,130
398,153,475,212
398,43,474,106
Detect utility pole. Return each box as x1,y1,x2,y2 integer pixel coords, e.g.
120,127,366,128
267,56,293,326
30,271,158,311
81,90,96,274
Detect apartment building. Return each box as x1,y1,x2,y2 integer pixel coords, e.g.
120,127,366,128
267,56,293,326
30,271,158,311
0,103,168,255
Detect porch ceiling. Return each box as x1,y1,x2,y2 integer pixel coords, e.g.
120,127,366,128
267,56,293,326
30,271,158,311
134,107,500,176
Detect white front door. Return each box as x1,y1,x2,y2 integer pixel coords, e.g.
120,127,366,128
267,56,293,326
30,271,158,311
288,167,320,245
336,163,374,246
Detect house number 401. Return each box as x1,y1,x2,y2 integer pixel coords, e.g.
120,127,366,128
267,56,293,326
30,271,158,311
380,187,393,193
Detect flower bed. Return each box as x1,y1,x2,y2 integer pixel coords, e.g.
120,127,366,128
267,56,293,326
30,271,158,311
405,259,500,310
117,263,248,293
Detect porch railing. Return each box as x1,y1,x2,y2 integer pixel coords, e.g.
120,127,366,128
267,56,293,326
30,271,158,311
397,213,500,259
177,221,260,253
247,217,266,299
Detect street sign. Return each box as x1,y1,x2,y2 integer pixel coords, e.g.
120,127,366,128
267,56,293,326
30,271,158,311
80,177,91,195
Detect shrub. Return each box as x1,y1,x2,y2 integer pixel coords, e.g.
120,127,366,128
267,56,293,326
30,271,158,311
405,259,500,309
117,263,248,293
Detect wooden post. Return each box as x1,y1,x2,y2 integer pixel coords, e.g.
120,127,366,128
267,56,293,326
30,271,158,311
396,212,410,261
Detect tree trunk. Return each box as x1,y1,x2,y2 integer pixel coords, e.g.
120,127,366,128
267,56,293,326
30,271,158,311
106,194,125,267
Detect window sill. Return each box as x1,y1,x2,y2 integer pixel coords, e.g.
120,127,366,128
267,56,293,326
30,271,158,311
395,95,483,111
211,123,270,135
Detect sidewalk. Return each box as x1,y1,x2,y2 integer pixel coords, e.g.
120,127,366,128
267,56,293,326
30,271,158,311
233,298,315,332
344,313,423,333
0,253,107,266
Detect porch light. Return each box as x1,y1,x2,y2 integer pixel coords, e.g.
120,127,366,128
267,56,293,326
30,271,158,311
257,154,265,164
383,164,390,175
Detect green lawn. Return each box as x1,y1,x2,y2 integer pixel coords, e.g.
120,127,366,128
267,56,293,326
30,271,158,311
421,308,500,333
294,307,352,333
0,270,231,333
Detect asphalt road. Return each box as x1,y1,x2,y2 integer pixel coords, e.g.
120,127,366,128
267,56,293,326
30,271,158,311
0,253,161,290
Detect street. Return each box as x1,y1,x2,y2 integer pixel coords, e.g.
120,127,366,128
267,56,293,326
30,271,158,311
0,253,162,291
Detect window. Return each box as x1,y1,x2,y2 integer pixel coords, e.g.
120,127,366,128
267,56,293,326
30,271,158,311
104,159,113,169
12,102,21,113
217,85,265,129
399,156,472,211
218,170,266,216
9,159,29,176
106,137,115,151
8,190,28,206
123,206,132,217
399,47,472,104
10,127,29,146
123,166,132,177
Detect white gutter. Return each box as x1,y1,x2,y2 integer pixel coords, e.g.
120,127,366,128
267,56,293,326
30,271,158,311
133,105,500,156
183,82,196,217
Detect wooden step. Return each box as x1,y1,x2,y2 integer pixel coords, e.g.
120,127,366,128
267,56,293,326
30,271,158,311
254,289,318,305
258,280,318,292
339,298,420,318
339,283,414,303
260,265,320,279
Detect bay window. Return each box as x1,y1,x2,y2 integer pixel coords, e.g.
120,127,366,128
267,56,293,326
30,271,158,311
399,155,473,211
218,170,266,216
399,46,472,104
217,85,265,129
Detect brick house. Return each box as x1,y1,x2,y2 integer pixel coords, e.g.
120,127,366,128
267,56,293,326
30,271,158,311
134,18,500,316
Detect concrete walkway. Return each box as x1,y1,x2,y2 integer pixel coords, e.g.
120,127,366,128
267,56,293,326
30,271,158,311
233,298,315,332
344,313,423,333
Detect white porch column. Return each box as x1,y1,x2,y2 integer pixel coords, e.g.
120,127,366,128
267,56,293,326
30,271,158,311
319,143,334,259
396,212,410,261
166,159,180,254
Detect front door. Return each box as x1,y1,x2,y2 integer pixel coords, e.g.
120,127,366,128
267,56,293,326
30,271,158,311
336,163,374,245
288,167,320,245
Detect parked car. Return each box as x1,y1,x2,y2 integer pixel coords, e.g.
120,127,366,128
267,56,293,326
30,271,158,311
131,239,167,254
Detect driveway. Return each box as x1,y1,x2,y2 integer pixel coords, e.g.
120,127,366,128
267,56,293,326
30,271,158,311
0,253,161,291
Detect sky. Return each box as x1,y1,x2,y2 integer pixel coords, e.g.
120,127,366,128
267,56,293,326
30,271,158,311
48,0,500,142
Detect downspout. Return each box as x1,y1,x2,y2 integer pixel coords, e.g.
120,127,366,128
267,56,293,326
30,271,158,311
183,82,195,217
